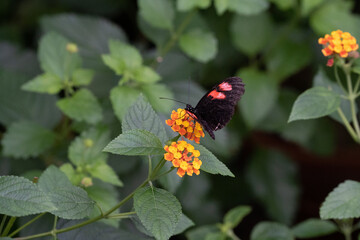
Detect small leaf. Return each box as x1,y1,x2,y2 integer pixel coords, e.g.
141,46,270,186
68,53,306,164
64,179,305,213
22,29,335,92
0,176,56,216
320,180,360,219
122,95,168,144
177,0,211,11
38,165,95,219
57,89,103,124
138,0,174,30
88,161,123,187
224,205,252,229
21,73,63,94
228,0,269,15
251,222,294,240
205,232,227,240
2,121,56,158
214,0,228,15
269,0,296,10
142,83,174,113
134,186,182,240
103,129,164,156
137,13,169,47
186,225,219,240
196,144,234,177
72,68,94,86
288,87,341,122
292,218,337,238
174,214,195,235
134,66,161,84
110,85,141,121
38,32,81,79
179,29,217,63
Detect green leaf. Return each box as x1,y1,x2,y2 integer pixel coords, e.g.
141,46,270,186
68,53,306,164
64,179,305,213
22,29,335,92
186,225,219,240
245,151,299,225
103,129,164,156
110,85,141,121
177,0,211,11
179,29,217,63
174,214,195,235
301,0,324,16
0,176,56,216
238,68,278,128
142,83,174,113
0,71,62,128
138,0,174,30
137,13,169,47
205,232,227,240
320,180,360,219
2,121,56,158
228,0,269,15
288,87,341,122
122,95,167,144
292,218,337,238
134,66,161,84
38,165,95,219
224,205,252,229
134,186,182,240
269,0,295,10
60,163,83,185
57,89,103,124
38,32,81,79
68,127,110,166
196,144,234,177
72,68,94,86
88,161,123,187
230,12,272,57
251,222,294,240
21,73,63,94
214,0,228,15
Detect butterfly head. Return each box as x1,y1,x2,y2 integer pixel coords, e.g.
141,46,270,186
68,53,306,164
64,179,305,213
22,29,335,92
185,104,198,120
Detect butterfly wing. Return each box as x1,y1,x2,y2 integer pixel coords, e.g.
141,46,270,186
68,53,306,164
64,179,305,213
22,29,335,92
194,77,245,139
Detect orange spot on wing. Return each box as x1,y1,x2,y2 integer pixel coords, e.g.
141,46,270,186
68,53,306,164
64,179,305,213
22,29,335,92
208,90,226,99
218,82,232,91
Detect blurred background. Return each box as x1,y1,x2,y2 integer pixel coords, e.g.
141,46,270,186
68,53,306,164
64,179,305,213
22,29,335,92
1,0,360,239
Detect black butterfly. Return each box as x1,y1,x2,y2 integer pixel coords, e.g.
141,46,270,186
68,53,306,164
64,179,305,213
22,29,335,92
185,77,245,139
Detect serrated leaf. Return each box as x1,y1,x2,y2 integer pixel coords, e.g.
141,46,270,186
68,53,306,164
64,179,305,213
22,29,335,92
21,73,63,94
134,186,182,240
142,84,174,113
177,0,211,11
38,32,81,79
288,87,341,122
320,180,360,219
123,95,167,144
2,121,56,158
224,205,252,229
138,0,174,30
38,165,95,219
230,12,272,57
228,0,269,15
110,85,142,121
104,129,164,156
88,161,123,187
251,222,294,240
57,89,102,124
196,144,234,177
292,218,337,238
179,29,217,63
72,68,94,86
0,176,56,216
69,127,110,166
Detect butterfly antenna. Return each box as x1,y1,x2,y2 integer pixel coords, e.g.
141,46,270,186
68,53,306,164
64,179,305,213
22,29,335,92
159,97,187,105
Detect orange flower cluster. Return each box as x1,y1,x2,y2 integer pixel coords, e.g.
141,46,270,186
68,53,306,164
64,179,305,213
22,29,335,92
164,140,202,177
318,30,359,61
165,108,205,144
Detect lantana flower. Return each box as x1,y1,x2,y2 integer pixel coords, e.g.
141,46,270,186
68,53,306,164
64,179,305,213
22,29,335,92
318,30,359,67
164,140,202,177
165,108,205,144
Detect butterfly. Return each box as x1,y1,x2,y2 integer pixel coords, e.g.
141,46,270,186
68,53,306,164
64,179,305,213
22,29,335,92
185,77,245,140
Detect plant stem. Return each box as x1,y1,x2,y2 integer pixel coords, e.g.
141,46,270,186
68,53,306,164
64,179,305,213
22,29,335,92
334,64,348,94
148,155,152,179
106,211,136,219
8,213,46,237
1,216,16,237
0,215,7,235
344,66,360,139
337,108,359,143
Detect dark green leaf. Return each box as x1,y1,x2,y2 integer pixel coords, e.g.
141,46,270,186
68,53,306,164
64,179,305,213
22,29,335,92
0,176,56,216
2,121,56,158
134,186,182,240
21,73,63,94
186,225,219,240
110,85,141,121
228,0,269,15
103,129,164,156
142,83,174,113
177,0,211,11
138,0,174,30
122,95,167,143
179,29,217,63
269,0,296,10
174,214,195,235
57,89,103,124
288,87,341,122
301,0,325,16
137,14,169,47
251,222,294,240
196,144,234,177
320,180,360,219
224,205,252,229
292,218,337,238
205,232,227,240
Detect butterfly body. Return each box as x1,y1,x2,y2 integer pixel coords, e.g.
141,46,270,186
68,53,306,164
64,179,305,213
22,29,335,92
185,77,245,139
